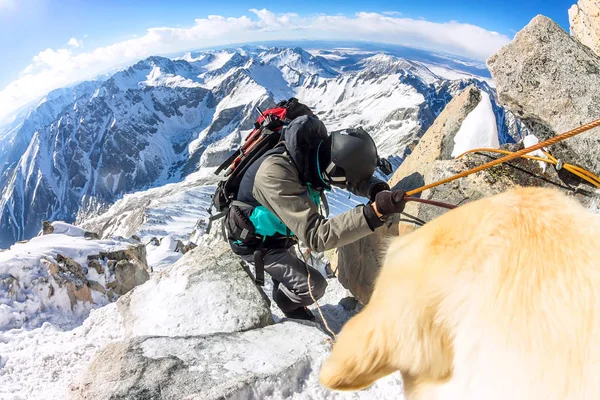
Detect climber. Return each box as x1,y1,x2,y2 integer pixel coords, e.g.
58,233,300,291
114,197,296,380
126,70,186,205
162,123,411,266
224,114,407,321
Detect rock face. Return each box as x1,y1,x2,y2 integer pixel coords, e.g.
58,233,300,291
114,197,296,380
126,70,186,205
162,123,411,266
570,0,600,57
487,15,600,175
71,322,329,400
116,242,272,337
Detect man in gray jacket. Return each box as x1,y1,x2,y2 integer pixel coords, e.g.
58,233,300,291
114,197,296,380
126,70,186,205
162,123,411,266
225,115,406,320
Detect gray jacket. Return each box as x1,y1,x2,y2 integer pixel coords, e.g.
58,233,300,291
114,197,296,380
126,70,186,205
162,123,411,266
252,152,380,253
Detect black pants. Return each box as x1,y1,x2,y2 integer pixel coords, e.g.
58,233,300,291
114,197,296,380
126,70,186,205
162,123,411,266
242,247,328,312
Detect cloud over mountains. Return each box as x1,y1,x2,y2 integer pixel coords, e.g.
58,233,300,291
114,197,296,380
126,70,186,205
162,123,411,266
0,9,510,124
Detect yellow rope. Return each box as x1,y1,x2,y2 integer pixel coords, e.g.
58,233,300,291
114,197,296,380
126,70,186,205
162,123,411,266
454,147,600,188
405,118,600,197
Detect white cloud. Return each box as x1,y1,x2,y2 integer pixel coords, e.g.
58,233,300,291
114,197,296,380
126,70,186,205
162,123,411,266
0,0,15,10
67,37,82,48
0,9,512,124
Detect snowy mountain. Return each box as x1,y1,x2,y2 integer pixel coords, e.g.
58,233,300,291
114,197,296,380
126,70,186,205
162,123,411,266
0,44,524,248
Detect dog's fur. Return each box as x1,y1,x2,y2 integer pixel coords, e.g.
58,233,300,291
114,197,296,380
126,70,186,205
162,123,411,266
320,187,600,399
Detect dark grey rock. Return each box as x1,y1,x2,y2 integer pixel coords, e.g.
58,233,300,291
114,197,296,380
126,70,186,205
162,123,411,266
83,231,100,240
42,221,54,235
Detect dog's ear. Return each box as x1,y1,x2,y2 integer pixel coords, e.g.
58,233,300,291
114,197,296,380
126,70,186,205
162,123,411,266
319,308,399,391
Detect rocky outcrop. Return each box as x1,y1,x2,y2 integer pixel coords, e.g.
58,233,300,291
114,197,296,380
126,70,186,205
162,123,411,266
42,221,54,235
569,0,600,57
0,230,153,331
71,322,329,400
487,15,600,174
43,256,93,307
116,242,272,337
174,239,197,254
108,260,150,296
87,244,150,296
38,244,151,307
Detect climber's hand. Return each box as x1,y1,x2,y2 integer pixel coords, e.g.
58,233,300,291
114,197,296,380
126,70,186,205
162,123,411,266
372,190,407,217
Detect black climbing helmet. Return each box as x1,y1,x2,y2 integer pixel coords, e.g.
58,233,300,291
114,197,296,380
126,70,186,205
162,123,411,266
319,127,378,189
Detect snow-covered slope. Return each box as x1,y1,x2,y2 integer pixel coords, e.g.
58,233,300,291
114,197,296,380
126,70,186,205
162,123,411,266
0,45,524,248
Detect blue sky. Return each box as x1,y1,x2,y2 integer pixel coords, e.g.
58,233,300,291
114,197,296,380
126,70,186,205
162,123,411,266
0,0,577,123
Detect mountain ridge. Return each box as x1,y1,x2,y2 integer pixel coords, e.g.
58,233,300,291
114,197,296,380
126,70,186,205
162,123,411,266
0,45,524,248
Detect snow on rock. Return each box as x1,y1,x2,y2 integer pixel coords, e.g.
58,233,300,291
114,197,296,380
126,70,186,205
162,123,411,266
451,91,499,157
146,235,183,269
117,241,272,338
0,303,125,400
72,321,404,400
71,238,405,399
523,134,550,172
0,234,148,331
48,221,88,237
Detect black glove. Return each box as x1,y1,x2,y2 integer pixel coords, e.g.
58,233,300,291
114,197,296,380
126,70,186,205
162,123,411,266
374,190,407,216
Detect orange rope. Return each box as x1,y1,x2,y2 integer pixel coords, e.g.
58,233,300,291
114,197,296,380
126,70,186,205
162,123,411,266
454,148,600,188
405,118,600,197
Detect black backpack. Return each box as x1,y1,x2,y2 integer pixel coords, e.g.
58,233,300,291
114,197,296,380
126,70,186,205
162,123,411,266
207,98,315,230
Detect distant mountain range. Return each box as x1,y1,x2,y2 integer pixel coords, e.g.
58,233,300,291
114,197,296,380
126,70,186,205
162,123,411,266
0,43,525,248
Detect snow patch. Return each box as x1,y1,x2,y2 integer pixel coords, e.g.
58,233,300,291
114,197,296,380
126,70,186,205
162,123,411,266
523,134,549,172
451,91,499,158
146,236,182,269
50,221,87,237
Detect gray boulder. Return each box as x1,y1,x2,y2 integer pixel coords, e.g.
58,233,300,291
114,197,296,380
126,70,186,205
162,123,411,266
70,322,329,400
116,242,272,337
83,231,100,240
569,0,600,57
487,15,600,174
108,260,150,296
